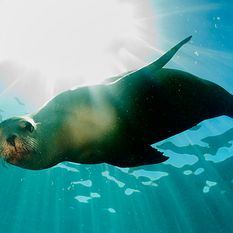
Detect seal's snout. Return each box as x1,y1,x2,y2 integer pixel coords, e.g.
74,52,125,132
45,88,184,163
6,134,17,147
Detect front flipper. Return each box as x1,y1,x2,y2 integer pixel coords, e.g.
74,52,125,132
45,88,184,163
107,146,168,168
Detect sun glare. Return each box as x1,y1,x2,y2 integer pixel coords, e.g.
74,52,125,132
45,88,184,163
0,0,156,88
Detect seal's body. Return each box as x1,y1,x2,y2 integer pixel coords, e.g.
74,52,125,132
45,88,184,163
0,36,232,170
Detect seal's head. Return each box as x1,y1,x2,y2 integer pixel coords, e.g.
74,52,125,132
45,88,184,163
0,116,40,168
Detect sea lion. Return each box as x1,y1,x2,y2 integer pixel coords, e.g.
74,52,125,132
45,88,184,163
0,36,232,170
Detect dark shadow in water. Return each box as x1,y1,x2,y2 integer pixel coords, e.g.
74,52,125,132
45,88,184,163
14,97,25,106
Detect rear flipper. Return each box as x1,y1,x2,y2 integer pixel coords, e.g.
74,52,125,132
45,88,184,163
132,35,192,75
107,146,168,168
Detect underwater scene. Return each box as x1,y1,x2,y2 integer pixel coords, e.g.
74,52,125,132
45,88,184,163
0,0,233,232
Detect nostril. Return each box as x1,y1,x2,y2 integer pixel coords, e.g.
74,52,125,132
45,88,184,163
6,135,17,147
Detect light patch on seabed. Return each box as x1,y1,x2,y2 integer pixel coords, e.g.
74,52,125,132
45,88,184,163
101,171,126,188
194,168,204,175
71,180,93,188
156,117,233,168
206,180,217,187
75,192,101,203
106,208,117,214
183,170,193,175
90,193,101,198
203,180,217,193
141,181,158,187
204,142,233,163
130,169,168,181
203,186,210,193
54,163,80,173
156,116,233,148
183,168,204,176
74,195,92,203
115,167,130,174
163,150,198,168
124,188,140,196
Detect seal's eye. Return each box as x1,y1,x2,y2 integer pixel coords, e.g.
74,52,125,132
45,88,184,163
25,122,34,133
19,121,34,133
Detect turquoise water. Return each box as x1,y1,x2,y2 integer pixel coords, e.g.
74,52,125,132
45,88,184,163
0,1,233,233
2,118,233,233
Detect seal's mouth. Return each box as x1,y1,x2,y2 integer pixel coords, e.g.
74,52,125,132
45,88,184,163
0,136,39,165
